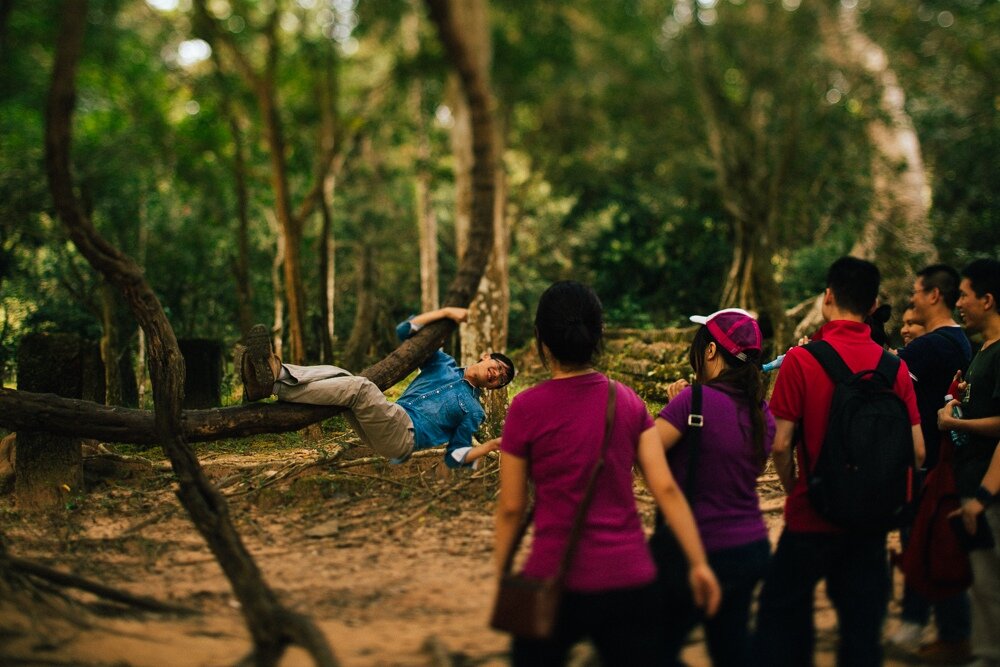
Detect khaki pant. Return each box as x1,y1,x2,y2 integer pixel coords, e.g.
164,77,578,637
275,364,415,462
969,502,1000,667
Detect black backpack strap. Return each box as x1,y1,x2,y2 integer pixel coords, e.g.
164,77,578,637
803,340,853,384
873,350,901,388
684,383,704,501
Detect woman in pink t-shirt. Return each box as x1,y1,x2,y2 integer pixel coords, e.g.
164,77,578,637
495,281,720,665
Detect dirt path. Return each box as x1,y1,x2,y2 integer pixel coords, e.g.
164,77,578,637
0,441,939,666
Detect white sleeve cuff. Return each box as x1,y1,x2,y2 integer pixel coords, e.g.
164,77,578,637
450,446,472,466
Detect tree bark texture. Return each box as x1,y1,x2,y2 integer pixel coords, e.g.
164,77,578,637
44,3,338,664
15,333,84,510
405,5,440,314
819,3,936,312
344,244,376,371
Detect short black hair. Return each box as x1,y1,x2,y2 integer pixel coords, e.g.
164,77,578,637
826,256,880,316
917,263,961,309
962,258,1000,303
535,281,604,367
488,352,516,387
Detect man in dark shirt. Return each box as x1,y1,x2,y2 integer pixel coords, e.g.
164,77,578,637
937,259,1000,667
890,264,973,661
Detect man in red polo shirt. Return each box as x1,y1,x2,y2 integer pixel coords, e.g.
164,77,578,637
752,257,925,667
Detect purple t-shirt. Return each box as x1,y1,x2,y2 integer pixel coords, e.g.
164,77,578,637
501,373,657,592
658,384,775,553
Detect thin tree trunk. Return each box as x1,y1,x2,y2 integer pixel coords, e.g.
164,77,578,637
818,2,935,312
448,74,472,264
344,244,376,371
265,209,285,361
318,174,336,363
405,5,440,313
45,0,336,665
225,100,255,335
99,280,123,406
44,2,337,664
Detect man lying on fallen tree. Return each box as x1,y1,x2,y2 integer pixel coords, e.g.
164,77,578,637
240,307,515,468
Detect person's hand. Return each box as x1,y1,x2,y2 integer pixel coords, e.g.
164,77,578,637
445,307,469,323
937,399,960,430
688,562,722,618
483,437,501,452
666,379,689,401
949,499,985,535
797,335,811,346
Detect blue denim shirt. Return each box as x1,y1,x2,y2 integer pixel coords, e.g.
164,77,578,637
395,318,485,468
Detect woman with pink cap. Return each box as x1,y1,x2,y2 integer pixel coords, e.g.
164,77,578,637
650,308,776,666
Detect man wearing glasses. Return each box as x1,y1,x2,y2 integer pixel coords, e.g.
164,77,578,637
240,307,515,468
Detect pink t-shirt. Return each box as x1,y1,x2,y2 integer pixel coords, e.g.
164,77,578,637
501,373,657,592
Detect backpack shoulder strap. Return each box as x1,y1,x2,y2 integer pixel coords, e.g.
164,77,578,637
874,350,902,388
803,340,853,384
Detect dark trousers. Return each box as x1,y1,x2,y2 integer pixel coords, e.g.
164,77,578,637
752,530,890,667
511,581,664,666
662,539,770,667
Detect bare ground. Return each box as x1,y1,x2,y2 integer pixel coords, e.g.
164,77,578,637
0,429,946,666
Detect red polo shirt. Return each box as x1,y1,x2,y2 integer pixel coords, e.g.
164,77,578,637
770,320,921,532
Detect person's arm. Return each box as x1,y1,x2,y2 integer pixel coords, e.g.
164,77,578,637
457,437,501,466
410,307,468,328
397,307,469,341
951,440,1000,535
937,402,1000,439
495,451,529,576
654,417,684,452
445,411,484,468
911,424,926,469
636,427,721,617
772,418,797,494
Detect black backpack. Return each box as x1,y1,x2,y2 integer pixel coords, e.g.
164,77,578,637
800,341,915,533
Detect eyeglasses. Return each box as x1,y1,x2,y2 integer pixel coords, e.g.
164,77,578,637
489,359,511,386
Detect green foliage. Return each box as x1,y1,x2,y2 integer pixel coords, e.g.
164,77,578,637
1,0,998,381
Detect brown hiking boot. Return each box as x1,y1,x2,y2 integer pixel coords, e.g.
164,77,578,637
241,324,277,402
917,639,972,665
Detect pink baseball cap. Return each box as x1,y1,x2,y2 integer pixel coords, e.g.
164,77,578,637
690,308,762,362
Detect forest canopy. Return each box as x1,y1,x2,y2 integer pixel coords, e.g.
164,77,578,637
1,0,998,379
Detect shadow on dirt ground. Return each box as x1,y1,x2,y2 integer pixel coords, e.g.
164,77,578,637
0,433,957,666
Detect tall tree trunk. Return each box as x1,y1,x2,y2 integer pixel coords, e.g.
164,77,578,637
448,74,473,264
193,1,306,363
405,4,440,313
344,244,376,371
315,44,339,363
265,209,285,361
99,280,123,406
817,3,935,313
225,100,255,336
44,3,337,664
688,24,790,347
318,173,336,364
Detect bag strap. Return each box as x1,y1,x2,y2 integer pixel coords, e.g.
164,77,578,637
873,350,901,388
682,383,704,502
499,379,618,578
803,340,852,384
554,380,618,582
